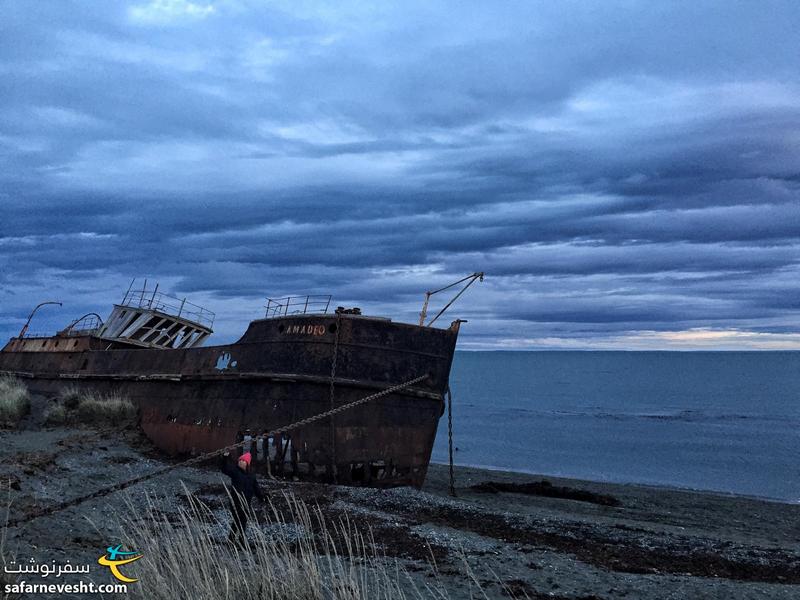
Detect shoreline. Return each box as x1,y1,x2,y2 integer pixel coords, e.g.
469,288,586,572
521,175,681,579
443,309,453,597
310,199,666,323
431,460,800,506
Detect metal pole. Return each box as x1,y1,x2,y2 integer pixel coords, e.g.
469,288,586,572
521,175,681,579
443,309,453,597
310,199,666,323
149,283,159,309
427,272,484,327
122,278,135,305
419,272,484,327
419,292,431,326
18,301,62,339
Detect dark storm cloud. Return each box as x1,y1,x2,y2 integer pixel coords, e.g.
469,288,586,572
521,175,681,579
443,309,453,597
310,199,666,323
1,0,799,348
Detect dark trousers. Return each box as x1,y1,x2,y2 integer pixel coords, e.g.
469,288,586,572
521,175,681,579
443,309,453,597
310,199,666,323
228,499,249,544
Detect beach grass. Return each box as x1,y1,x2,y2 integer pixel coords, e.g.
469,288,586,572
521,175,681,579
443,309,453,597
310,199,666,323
43,403,68,426
44,385,137,426
0,376,31,427
44,387,137,427
116,488,451,600
75,391,137,425
59,386,82,410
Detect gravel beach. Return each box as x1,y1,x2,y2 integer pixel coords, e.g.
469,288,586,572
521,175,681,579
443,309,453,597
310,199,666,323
1,398,798,599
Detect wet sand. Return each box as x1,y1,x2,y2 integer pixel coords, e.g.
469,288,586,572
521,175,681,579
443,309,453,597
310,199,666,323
1,400,798,599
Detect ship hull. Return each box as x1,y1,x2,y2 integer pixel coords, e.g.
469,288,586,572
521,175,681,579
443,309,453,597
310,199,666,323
1,314,458,488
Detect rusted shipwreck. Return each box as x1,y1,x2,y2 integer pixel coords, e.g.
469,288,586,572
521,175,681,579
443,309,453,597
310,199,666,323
0,275,482,488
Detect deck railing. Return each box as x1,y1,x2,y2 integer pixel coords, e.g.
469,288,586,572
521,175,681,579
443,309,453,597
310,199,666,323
62,313,104,336
121,287,215,329
265,295,332,318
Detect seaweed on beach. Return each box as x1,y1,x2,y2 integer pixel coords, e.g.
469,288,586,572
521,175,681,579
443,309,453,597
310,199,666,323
471,479,621,507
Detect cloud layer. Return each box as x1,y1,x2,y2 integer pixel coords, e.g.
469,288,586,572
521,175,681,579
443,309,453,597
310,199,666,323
1,0,799,348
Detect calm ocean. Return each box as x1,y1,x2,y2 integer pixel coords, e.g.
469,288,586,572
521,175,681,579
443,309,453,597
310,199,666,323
432,351,800,502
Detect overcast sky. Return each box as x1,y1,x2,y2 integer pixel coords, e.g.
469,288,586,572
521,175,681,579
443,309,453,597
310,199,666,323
1,0,799,349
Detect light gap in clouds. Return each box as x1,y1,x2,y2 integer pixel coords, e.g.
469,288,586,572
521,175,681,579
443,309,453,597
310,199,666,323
129,0,215,25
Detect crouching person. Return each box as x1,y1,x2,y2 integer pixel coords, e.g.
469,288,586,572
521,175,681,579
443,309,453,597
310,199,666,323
220,450,264,544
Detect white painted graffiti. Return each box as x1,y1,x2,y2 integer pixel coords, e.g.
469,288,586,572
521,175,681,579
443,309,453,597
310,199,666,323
215,352,238,370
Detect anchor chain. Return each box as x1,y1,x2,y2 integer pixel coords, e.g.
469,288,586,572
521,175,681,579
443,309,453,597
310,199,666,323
447,386,456,497
5,373,429,529
328,312,341,482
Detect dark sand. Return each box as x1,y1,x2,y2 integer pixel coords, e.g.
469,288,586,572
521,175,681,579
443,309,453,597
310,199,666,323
1,398,798,599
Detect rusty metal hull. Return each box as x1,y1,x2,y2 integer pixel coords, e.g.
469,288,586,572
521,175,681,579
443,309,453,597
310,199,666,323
0,314,458,488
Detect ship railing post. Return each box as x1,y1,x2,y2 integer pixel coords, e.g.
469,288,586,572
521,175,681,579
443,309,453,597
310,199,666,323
149,283,159,310
122,278,135,306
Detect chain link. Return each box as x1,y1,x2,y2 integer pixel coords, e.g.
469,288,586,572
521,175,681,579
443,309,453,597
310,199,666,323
447,386,456,497
328,312,341,482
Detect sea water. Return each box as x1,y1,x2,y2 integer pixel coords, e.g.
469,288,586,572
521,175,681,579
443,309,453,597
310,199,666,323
432,351,800,502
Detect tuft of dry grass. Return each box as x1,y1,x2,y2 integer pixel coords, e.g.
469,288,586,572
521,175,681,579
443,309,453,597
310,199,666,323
0,376,30,427
76,391,137,425
59,386,82,410
116,488,439,600
43,403,67,426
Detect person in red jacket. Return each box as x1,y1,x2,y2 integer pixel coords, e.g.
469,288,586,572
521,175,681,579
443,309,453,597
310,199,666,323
221,450,264,544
